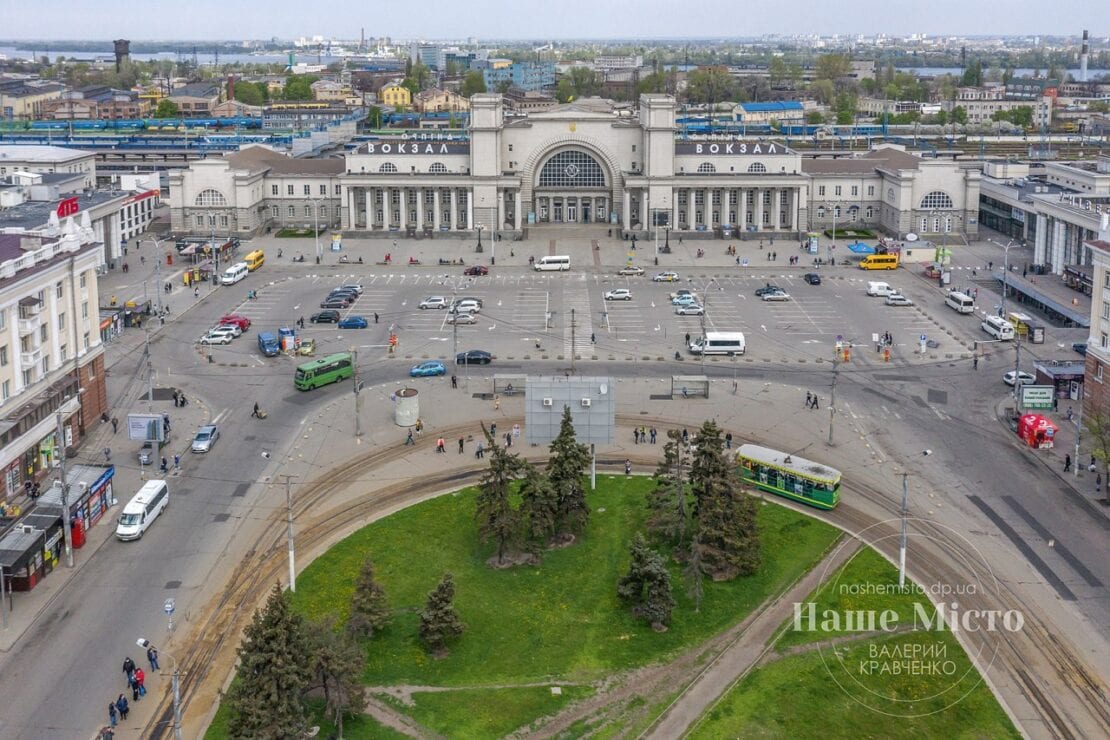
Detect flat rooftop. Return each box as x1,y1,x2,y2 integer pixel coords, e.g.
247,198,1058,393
0,190,128,231
0,144,96,163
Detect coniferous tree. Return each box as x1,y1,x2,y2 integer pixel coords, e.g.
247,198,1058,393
684,532,706,612
308,616,367,738
227,584,312,739
696,478,762,580
346,557,391,639
419,573,465,655
476,427,527,564
617,534,675,629
547,406,592,537
688,421,730,514
647,429,691,549
518,466,559,555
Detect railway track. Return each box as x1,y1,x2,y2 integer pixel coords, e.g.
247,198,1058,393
146,413,1107,739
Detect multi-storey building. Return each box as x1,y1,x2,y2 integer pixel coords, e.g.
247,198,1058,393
0,145,96,190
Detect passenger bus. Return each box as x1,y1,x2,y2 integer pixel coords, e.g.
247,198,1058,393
859,253,899,270
116,480,170,541
534,255,571,271
735,444,841,509
689,331,746,355
244,250,265,271
294,352,354,390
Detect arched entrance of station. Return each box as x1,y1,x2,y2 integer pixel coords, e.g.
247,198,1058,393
532,148,613,227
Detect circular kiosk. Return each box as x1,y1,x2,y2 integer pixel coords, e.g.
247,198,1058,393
394,387,420,427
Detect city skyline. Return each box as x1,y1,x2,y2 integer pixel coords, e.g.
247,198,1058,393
0,0,1101,41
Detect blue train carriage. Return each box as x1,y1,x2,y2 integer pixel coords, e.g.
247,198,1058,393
735,444,841,509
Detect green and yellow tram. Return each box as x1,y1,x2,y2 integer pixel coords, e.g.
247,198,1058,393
735,444,841,509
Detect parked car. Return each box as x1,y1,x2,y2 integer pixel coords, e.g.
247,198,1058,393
464,265,489,276
327,289,359,302
218,314,251,330
450,299,482,314
337,283,363,295
455,296,484,308
419,296,449,310
446,312,478,325
138,441,156,466
337,316,369,329
410,360,447,377
755,284,783,297
310,310,340,323
675,303,705,316
669,288,698,301
216,322,243,337
652,271,680,282
762,290,791,302
604,288,633,301
671,294,698,306
456,350,492,365
191,425,219,453
617,265,645,276
1003,370,1036,387
199,328,236,345
885,293,914,306
320,297,352,309
803,273,822,285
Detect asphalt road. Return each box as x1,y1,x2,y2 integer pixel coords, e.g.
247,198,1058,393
0,260,1104,738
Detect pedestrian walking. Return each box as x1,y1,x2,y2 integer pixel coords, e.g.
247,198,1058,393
405,430,414,446
1064,454,1072,472
111,417,118,434
682,428,689,444
591,332,596,343
988,261,993,271
1090,455,1096,469
451,375,457,389
374,313,379,324
135,668,146,697
475,442,484,459
1053,397,1059,412
180,393,187,406
490,423,496,439
812,395,820,410
650,426,657,444
104,447,112,463
173,454,180,470
130,674,140,701
1067,406,1074,421
725,432,733,449
685,333,691,346
252,402,260,418
458,437,464,454
625,459,632,476
633,428,639,444
436,438,446,453
973,356,979,370
108,702,117,727
1097,473,1103,493
194,286,199,298
160,457,168,474
116,696,129,721
505,431,512,448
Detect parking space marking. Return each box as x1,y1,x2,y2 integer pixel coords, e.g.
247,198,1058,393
513,290,550,333
564,279,593,356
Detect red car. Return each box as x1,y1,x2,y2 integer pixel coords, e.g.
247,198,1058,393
464,265,489,276
218,314,252,330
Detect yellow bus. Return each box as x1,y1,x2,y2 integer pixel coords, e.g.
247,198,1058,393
859,253,899,270
244,250,265,271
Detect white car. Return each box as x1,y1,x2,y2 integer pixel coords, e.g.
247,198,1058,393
419,296,449,310
450,299,482,314
653,271,680,282
761,290,791,302
1003,370,1036,387
675,303,705,316
199,327,236,345
446,311,478,325
885,293,914,306
216,322,243,337
338,283,364,295
669,289,699,301
617,266,645,276
604,288,633,301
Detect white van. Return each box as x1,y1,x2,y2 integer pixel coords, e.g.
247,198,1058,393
534,255,571,271
689,331,746,355
220,262,249,285
981,315,1016,341
866,281,895,297
945,291,975,314
116,479,169,541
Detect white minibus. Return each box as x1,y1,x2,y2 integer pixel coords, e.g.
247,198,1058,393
689,331,746,355
981,315,1016,341
533,255,571,271
220,262,249,285
116,480,169,541
945,291,975,314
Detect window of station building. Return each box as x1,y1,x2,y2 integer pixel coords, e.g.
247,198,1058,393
817,206,826,219
304,184,311,195
304,206,311,217
334,184,340,194
319,184,327,195
866,206,874,219
319,206,327,217
271,206,279,218
220,215,229,227
287,184,294,195
1,380,8,401
271,184,278,195
538,150,606,188
747,162,766,173
1097,364,1105,381
818,185,826,196
851,186,859,196
194,189,227,207
868,185,875,196
697,162,716,174
380,162,398,173
920,191,953,209
56,281,63,298
195,216,204,227
288,206,295,217
429,162,447,174
834,185,842,196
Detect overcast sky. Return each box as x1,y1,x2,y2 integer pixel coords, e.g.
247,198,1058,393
0,0,1097,40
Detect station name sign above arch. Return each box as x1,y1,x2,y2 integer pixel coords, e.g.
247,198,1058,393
363,141,470,155
674,141,788,156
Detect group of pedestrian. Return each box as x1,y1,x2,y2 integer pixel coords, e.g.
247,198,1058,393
111,647,158,726
632,427,658,444
805,391,821,410
788,255,802,265
765,251,779,261
172,391,188,407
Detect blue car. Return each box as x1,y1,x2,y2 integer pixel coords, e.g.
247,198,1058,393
410,361,447,378
337,316,369,329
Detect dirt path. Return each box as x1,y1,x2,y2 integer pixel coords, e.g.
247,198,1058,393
643,538,860,738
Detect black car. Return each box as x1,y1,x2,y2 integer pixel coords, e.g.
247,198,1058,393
456,350,493,365
320,297,352,309
803,273,822,285
327,290,359,303
755,283,783,296
310,310,340,323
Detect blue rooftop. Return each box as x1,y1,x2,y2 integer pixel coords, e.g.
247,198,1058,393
740,102,804,112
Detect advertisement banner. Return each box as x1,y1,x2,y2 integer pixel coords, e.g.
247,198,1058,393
127,414,166,442
1020,385,1054,410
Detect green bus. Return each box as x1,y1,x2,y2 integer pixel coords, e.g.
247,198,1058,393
294,353,354,390
735,444,841,510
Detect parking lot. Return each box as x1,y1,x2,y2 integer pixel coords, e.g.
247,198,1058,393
195,265,981,370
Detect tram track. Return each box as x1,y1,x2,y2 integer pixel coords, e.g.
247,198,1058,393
146,412,1107,739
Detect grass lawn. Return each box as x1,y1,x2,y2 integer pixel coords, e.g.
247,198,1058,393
291,477,841,687
386,684,594,738
686,546,1019,738
205,698,408,740
823,228,876,239
275,227,326,238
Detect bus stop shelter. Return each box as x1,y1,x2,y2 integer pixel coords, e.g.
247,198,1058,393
671,375,709,398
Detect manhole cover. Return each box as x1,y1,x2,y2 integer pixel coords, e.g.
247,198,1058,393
164,580,181,589
213,513,230,523
927,389,948,404
232,483,249,498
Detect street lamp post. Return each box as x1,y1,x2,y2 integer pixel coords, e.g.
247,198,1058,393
136,639,182,740
310,198,322,263
476,224,484,252
898,450,932,589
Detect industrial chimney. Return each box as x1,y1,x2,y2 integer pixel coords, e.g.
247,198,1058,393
1080,29,1089,82
113,39,130,72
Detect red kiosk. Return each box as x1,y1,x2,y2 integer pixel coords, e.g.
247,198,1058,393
1017,414,1057,449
